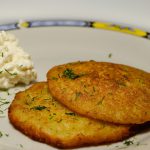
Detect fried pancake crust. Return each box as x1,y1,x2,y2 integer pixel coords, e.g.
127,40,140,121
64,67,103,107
9,82,132,149
47,61,150,124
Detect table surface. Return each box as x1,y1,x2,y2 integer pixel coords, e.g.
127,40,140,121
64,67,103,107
0,0,150,31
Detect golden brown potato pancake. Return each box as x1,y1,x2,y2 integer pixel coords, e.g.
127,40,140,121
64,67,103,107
9,82,133,149
47,61,150,124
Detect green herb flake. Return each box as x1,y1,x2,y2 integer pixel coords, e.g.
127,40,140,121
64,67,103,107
115,140,147,149
51,77,58,80
0,131,3,138
0,97,9,117
49,113,56,120
6,90,10,95
93,86,96,92
123,140,134,146
138,78,145,84
116,80,126,87
136,142,140,146
20,65,23,67
31,105,47,111
19,144,23,148
63,68,81,79
57,118,63,123
108,53,112,58
97,96,105,105
5,69,17,76
43,98,50,101
75,92,82,100
0,97,6,101
0,101,10,107
49,115,53,120
0,52,4,57
65,112,76,116
5,133,9,137
49,115,54,120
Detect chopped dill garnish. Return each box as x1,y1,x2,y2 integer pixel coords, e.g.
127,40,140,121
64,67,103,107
0,101,10,107
31,105,47,111
0,131,3,138
93,86,96,92
123,140,134,146
5,133,9,137
115,139,147,149
0,52,4,57
65,112,76,116
19,144,23,148
4,90,10,95
49,113,56,120
63,68,81,79
97,96,105,105
75,92,82,100
0,131,9,138
0,89,10,95
43,98,50,101
19,65,23,67
0,97,10,117
108,53,112,58
51,77,58,80
49,115,53,120
5,69,17,76
116,80,126,87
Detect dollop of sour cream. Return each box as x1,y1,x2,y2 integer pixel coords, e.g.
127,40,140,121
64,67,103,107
0,31,37,89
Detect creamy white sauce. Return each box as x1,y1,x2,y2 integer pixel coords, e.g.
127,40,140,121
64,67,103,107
0,31,37,89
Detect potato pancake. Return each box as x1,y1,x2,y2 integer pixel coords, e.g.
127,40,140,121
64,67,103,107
9,82,133,149
47,61,150,124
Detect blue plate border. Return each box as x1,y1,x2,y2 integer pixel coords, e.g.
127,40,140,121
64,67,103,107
0,20,149,40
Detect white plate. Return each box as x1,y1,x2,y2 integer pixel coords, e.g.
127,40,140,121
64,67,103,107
0,26,150,150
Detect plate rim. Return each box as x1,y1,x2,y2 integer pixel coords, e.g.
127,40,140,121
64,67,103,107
0,19,150,40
